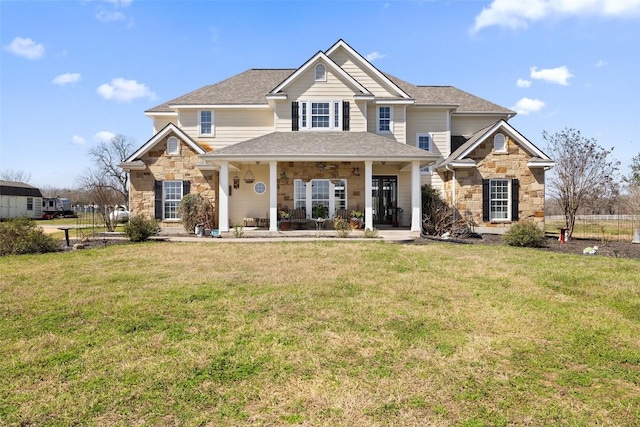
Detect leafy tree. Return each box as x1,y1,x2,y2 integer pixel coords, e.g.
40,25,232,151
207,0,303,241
0,169,32,183
87,134,135,205
544,128,620,238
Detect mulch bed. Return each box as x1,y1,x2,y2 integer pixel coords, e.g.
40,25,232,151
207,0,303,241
412,234,640,260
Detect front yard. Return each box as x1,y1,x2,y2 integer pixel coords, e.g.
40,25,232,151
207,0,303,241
1,241,639,426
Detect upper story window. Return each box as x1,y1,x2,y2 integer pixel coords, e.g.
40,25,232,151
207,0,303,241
166,136,179,155
493,133,506,152
377,106,392,134
199,110,213,136
315,64,326,81
416,133,431,174
298,100,342,130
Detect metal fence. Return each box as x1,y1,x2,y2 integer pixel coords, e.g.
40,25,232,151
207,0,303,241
546,215,639,242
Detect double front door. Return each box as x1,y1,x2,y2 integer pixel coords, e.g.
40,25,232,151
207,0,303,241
372,176,398,225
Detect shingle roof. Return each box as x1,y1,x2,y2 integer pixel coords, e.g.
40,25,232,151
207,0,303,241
202,132,439,160
0,181,43,197
146,68,514,115
146,69,296,113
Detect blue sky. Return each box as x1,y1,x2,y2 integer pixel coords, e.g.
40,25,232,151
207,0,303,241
1,0,639,189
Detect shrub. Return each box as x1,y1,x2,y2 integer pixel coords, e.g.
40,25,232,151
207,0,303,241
422,185,455,236
0,217,59,256
232,223,244,238
363,228,379,238
503,221,545,247
178,193,215,234
333,216,351,238
123,215,160,242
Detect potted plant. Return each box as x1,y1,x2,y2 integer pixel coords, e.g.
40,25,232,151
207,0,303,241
279,210,291,231
350,210,364,229
313,204,327,219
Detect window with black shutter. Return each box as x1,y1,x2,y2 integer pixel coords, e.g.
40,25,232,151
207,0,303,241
291,102,299,131
342,101,350,131
511,178,519,221
154,180,163,219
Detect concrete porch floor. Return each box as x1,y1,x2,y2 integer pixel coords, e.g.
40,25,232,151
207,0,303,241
155,226,418,243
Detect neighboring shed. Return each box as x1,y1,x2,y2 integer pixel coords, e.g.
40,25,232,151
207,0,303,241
0,180,43,220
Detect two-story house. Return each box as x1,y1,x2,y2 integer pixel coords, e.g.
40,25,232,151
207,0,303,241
121,39,554,234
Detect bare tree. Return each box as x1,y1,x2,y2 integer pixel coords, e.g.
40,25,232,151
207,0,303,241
77,169,123,232
87,134,135,206
544,128,620,238
0,169,32,183
628,153,640,188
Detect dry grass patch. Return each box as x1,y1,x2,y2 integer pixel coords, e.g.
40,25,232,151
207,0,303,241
1,241,639,426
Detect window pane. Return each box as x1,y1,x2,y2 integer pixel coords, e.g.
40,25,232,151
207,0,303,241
201,111,212,134
301,103,307,128
164,181,183,219
311,102,330,128
379,107,390,131
334,180,347,209
418,135,430,151
490,180,509,220
294,180,306,210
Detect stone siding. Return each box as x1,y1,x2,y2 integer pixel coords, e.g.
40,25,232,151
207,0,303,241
129,133,217,228
439,131,546,232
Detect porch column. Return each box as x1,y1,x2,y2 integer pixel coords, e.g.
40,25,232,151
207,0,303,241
411,160,421,233
219,161,229,232
269,161,278,231
364,160,373,230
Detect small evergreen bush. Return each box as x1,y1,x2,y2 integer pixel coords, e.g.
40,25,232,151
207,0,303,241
0,217,59,256
503,221,545,247
123,215,160,242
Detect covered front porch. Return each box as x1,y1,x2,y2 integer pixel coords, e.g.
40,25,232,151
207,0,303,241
198,132,438,234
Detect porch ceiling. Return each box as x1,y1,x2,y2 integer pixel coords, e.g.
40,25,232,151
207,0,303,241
199,132,439,164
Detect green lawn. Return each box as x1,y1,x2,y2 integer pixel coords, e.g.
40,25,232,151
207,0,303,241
1,241,639,426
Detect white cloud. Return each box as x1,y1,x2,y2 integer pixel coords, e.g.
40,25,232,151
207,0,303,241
93,131,116,143
52,73,82,86
511,97,546,115
596,59,607,67
530,66,573,85
96,8,126,23
366,51,386,61
96,78,156,102
516,78,532,88
71,135,86,145
471,0,640,33
103,0,133,6
3,37,45,60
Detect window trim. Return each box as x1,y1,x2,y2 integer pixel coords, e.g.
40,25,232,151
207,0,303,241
166,136,179,155
294,179,347,217
199,110,214,136
493,133,506,153
27,197,33,211
298,100,342,131
377,106,393,134
163,180,183,221
416,133,432,174
315,63,326,82
253,181,266,195
489,179,511,222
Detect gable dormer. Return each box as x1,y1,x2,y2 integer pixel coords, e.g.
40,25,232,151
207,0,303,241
326,39,412,100
270,51,371,133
